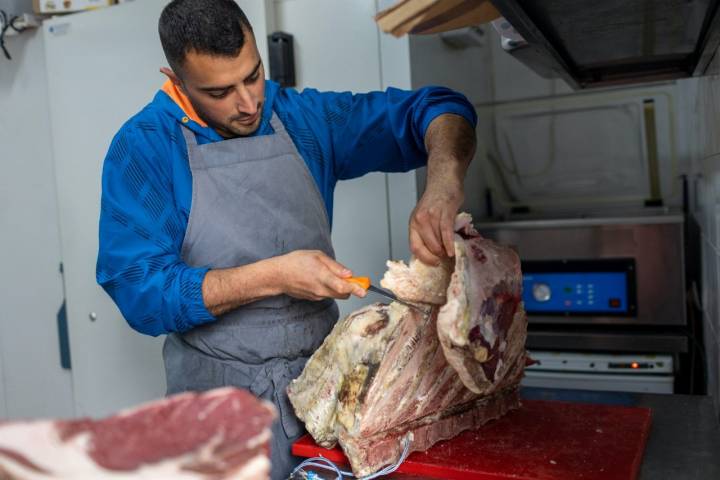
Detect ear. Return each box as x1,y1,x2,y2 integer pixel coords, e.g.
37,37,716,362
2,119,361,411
160,67,181,87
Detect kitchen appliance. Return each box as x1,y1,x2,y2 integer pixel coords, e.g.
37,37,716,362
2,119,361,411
523,351,675,394
522,258,638,320
477,213,686,329
476,212,692,393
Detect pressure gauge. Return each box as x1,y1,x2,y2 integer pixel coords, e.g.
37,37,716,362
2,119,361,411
532,283,551,302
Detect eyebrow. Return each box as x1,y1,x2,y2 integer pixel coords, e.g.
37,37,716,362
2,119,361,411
199,59,262,92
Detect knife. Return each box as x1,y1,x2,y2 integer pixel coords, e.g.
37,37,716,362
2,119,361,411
347,276,428,313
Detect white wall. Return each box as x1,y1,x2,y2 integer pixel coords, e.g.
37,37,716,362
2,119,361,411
408,27,494,220
0,28,75,419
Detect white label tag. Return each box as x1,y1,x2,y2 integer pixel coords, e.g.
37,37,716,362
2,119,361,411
48,23,70,36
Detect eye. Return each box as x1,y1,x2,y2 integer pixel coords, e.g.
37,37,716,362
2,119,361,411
246,73,260,84
208,90,229,99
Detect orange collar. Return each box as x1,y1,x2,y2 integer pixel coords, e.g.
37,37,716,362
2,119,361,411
161,80,208,127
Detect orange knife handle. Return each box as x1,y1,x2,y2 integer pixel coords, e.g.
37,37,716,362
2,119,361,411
347,276,371,290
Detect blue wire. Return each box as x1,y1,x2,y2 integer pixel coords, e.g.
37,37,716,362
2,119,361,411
291,434,413,480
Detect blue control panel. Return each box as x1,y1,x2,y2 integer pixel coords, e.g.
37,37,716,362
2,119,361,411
522,272,629,314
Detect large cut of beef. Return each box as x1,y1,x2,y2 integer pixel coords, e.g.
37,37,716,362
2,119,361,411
288,213,527,476
437,213,526,394
0,388,275,479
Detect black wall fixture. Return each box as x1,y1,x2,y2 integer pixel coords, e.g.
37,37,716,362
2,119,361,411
268,31,296,87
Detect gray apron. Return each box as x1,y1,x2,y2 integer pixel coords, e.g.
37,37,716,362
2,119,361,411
163,113,339,480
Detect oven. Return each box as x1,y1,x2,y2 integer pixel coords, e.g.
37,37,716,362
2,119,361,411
476,213,686,328
476,213,690,393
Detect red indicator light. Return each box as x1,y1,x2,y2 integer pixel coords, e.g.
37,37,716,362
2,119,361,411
631,362,639,369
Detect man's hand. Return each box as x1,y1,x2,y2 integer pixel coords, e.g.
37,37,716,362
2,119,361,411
410,181,464,265
202,251,366,317
274,250,368,301
411,113,476,265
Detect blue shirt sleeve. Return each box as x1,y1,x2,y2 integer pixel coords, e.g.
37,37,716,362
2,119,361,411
96,121,215,336
295,85,477,181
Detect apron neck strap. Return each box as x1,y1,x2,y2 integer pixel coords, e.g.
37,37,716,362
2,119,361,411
180,123,199,147
180,111,286,146
270,112,286,134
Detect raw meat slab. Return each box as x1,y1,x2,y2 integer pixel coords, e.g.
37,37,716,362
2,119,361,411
293,399,652,480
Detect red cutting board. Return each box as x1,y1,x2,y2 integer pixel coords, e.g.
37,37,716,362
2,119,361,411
292,399,652,480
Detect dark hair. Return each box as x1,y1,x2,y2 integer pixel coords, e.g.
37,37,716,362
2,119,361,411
159,0,253,73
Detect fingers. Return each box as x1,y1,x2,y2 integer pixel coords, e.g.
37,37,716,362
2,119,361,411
409,226,441,266
319,272,362,299
286,251,369,300
316,254,366,297
440,208,456,258
315,252,353,278
411,208,446,259
315,254,368,299
351,286,368,298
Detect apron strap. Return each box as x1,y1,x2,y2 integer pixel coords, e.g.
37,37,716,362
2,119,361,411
269,112,297,153
180,112,292,170
269,112,286,134
180,123,199,147
182,113,286,145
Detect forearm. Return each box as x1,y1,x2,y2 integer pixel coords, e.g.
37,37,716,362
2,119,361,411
202,250,365,316
408,114,476,264
424,113,476,190
202,257,283,317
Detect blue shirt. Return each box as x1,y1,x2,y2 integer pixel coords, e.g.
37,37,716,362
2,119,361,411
97,80,477,336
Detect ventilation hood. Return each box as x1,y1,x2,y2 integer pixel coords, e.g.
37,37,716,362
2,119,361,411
490,0,720,88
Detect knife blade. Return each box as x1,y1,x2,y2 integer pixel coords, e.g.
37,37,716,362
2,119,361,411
347,277,428,314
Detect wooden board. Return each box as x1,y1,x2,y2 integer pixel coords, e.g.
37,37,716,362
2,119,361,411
293,399,652,480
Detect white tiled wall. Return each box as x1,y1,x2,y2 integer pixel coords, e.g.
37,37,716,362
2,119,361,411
691,73,720,417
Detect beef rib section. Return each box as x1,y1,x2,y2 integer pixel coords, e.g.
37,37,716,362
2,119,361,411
288,213,527,476
438,213,526,394
0,387,275,479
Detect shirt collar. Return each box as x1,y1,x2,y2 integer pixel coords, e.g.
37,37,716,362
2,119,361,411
154,79,280,141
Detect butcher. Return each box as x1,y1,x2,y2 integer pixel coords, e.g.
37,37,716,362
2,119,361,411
96,0,476,478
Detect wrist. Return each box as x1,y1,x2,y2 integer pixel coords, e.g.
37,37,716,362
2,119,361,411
261,255,286,296
425,170,464,194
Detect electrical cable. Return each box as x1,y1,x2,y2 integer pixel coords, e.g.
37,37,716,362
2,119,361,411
291,434,413,480
0,10,11,60
1,9,27,61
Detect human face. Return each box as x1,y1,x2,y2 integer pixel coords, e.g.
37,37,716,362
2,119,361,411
169,31,265,138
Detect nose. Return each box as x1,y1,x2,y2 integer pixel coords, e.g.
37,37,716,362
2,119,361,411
235,87,257,116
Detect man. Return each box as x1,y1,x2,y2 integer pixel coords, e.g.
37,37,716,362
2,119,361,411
97,0,476,477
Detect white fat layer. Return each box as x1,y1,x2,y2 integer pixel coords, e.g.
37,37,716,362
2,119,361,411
230,455,271,480
481,315,497,347
0,422,271,480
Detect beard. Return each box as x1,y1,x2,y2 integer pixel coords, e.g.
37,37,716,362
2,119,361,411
193,100,264,139
223,108,263,137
